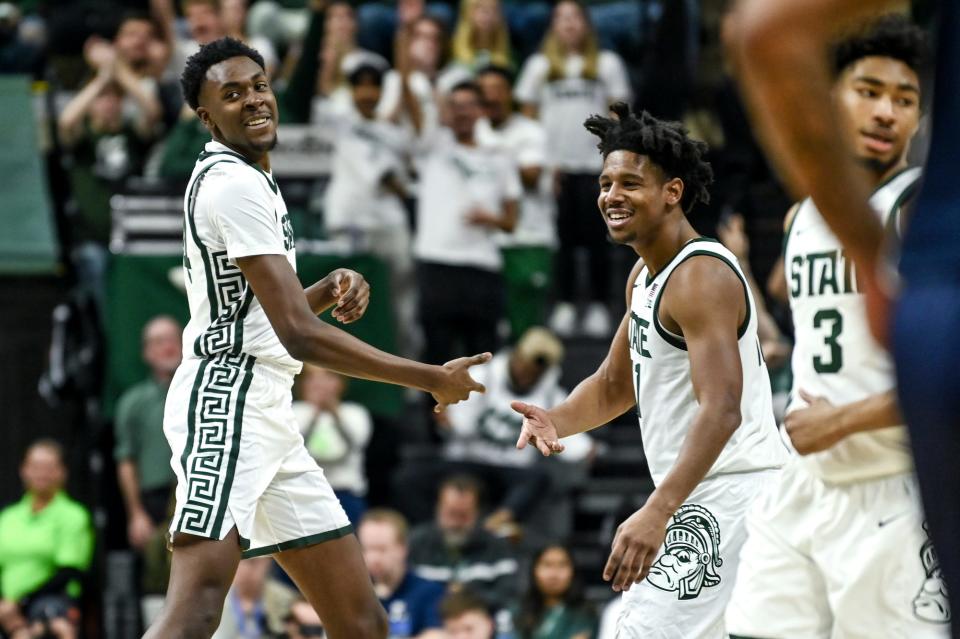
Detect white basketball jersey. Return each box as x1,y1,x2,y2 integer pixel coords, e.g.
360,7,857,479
784,167,922,483
629,239,787,485
181,141,301,373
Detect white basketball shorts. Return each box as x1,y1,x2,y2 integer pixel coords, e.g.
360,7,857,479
726,458,951,638
163,353,351,557
615,469,778,639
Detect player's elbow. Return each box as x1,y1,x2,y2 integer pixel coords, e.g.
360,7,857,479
715,402,743,436
275,319,314,362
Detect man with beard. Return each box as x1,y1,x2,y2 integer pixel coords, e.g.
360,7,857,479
510,103,786,637
725,16,951,638
144,37,490,639
407,475,518,613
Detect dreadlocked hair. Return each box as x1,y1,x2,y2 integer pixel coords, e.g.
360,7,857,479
584,102,713,213
832,13,928,77
180,36,265,111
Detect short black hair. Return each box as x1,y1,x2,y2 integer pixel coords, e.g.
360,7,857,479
476,64,514,85
348,63,384,87
832,14,928,77
448,80,483,101
180,36,265,111
584,102,713,213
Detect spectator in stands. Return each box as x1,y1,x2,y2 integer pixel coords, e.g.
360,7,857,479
283,599,325,639
114,316,181,552
58,55,159,309
0,2,44,78
476,65,556,339
292,365,372,526
322,62,418,352
247,0,311,51
315,1,388,118
412,81,520,366
0,440,94,639
356,0,455,64
407,475,518,612
358,509,445,639
451,0,512,72
395,327,593,533
153,0,227,78
378,15,469,135
221,0,279,77
212,557,295,638
514,0,631,339
513,544,595,639
440,590,497,639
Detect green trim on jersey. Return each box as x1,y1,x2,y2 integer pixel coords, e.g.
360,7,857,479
241,524,355,558
210,354,257,538
185,157,258,358
176,357,212,533
651,250,752,351
175,353,256,538
645,237,720,287
198,149,278,194
886,178,921,239
186,159,234,324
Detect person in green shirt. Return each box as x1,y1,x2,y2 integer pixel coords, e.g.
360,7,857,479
0,440,94,639
114,315,182,552
513,544,596,639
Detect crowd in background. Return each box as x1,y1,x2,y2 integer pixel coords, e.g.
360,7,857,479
0,0,810,636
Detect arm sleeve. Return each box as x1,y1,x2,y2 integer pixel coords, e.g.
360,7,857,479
601,52,632,102
514,55,547,105
515,124,547,169
55,506,94,571
501,156,523,201
277,7,326,124
209,175,287,261
112,391,137,462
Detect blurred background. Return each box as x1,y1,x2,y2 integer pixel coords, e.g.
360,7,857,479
0,0,934,637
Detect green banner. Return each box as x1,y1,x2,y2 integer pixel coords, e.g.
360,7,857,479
0,77,58,274
105,253,402,417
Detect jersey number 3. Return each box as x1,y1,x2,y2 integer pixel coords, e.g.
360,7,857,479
812,308,843,373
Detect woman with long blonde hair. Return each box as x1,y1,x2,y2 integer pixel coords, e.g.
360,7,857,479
515,0,631,339
451,0,513,70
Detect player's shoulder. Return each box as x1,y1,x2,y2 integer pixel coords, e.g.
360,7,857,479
667,251,744,308
598,49,626,70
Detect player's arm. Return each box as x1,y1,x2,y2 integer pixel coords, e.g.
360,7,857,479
602,257,746,592
236,254,488,409
512,260,641,454
785,388,901,454
729,0,903,344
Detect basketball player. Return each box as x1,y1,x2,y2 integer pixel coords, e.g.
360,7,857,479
144,38,489,639
730,2,960,633
511,103,787,638
725,17,952,637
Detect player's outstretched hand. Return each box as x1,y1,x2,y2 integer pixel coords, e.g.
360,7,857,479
603,503,671,592
511,401,565,457
432,353,491,413
327,269,370,324
784,389,845,454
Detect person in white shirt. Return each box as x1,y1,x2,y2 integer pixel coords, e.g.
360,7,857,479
293,365,372,527
323,62,418,354
514,0,631,339
412,81,521,366
476,64,556,341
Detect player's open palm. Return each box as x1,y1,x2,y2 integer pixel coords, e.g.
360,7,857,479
432,353,492,412
511,401,565,457
604,503,670,592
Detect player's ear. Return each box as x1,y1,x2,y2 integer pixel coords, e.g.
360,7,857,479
664,177,684,208
196,106,214,131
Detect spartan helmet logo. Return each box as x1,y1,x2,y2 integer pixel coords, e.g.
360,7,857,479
913,522,951,624
646,504,722,600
